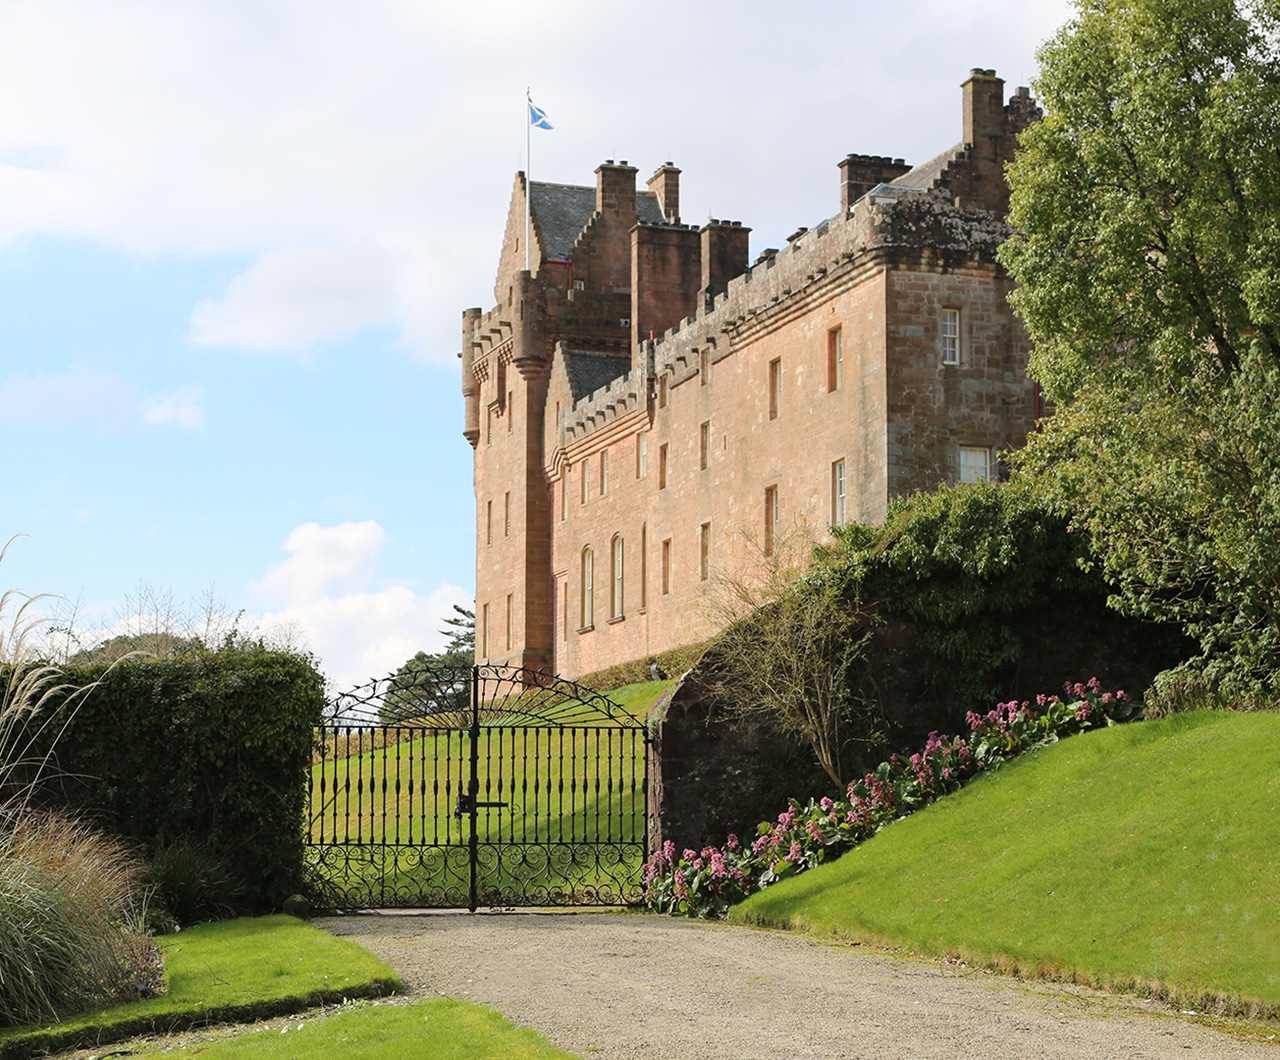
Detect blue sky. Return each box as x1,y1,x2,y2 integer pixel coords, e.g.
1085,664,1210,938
0,0,1073,689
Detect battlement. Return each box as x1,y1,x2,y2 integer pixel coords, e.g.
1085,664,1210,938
558,349,646,444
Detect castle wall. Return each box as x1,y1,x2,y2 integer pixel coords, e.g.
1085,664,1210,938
465,70,1043,680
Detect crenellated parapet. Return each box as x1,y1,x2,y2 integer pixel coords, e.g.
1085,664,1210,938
557,353,646,448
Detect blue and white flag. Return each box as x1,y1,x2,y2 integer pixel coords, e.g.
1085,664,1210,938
528,98,553,130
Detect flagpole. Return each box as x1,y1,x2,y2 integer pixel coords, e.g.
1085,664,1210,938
525,87,531,273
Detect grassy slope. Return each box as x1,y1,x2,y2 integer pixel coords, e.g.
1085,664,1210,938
0,916,399,1058
732,712,1280,1011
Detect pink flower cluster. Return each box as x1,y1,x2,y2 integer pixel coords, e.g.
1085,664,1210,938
644,678,1136,918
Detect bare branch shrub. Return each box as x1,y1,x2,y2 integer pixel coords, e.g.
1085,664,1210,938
704,527,884,789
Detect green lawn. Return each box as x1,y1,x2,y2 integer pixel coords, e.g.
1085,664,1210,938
142,998,580,1059
0,916,582,1060
308,680,668,907
732,711,1280,1013
0,916,399,1058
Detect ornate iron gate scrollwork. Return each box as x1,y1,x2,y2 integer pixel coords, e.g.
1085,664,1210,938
308,663,649,910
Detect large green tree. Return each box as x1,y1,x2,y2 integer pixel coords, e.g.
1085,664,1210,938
999,0,1280,701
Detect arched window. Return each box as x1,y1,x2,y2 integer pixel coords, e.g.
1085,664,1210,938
610,535,624,619
580,547,594,629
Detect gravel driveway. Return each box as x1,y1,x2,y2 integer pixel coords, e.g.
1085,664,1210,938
320,910,1279,1059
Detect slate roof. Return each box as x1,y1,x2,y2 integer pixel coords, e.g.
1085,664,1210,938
563,351,632,403
891,144,965,190
530,182,667,261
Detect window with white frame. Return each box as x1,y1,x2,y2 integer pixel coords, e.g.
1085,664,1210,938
637,433,648,478
639,523,648,609
941,308,961,366
827,327,843,392
610,534,624,619
580,547,594,628
600,449,609,496
959,445,992,483
764,485,779,556
831,459,847,526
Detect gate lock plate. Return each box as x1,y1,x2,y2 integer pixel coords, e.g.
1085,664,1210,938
454,794,509,818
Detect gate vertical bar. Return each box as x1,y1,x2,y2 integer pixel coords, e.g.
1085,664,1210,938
468,664,480,913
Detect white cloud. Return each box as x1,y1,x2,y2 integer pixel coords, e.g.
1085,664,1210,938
251,520,385,605
141,386,204,429
189,243,404,352
0,368,204,432
258,582,471,691
250,519,470,688
0,0,1074,363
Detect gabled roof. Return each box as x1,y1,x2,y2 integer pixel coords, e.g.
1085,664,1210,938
530,182,667,261
563,350,632,403
891,144,965,190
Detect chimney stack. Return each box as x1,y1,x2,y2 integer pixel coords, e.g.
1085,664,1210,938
700,220,751,305
595,160,639,224
962,68,1005,147
838,154,912,211
647,163,681,223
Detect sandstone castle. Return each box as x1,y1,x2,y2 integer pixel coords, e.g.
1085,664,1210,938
461,69,1042,680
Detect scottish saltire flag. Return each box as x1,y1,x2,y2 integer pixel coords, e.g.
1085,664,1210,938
528,97,553,130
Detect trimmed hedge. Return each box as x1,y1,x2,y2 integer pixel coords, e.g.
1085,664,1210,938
12,646,324,916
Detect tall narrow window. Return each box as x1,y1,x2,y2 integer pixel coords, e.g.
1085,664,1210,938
486,406,493,445
562,582,569,641
764,485,778,556
639,523,648,609
486,500,492,546
699,522,711,580
659,443,669,489
699,348,709,385
610,535,624,619
699,421,710,470
959,445,991,483
941,308,960,366
503,491,510,537
768,358,781,419
581,458,589,503
505,594,513,651
580,547,594,628
659,375,668,408
661,538,672,595
507,391,513,431
481,602,490,659
561,468,569,521
827,327,843,391
637,433,648,478
600,449,609,495
831,459,847,526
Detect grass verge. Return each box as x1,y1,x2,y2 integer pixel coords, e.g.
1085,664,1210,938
0,916,400,1059
731,711,1280,1017
127,997,581,1059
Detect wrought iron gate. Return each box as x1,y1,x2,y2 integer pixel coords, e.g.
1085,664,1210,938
307,663,649,910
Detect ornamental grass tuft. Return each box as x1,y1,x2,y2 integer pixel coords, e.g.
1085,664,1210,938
0,536,162,1027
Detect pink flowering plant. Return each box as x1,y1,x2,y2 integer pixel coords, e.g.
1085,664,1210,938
644,679,1139,917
